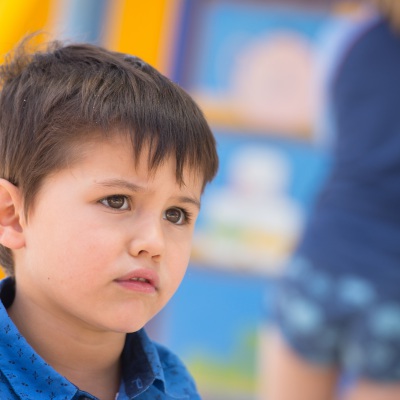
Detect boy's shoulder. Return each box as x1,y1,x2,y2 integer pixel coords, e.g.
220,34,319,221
0,277,77,399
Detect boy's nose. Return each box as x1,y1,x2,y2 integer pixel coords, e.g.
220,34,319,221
128,215,164,259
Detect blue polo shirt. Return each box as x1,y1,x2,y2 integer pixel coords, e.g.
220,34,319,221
0,277,200,400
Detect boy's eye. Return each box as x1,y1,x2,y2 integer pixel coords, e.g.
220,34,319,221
164,207,187,225
100,195,130,210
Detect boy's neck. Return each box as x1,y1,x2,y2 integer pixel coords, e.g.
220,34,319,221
7,292,125,400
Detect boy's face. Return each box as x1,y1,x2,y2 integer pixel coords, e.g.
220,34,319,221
13,135,203,334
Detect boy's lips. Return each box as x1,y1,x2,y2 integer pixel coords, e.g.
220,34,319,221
115,268,159,293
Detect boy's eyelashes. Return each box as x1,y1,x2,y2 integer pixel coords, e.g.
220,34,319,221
100,195,130,210
98,195,193,225
163,207,192,225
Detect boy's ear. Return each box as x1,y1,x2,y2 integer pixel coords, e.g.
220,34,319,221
0,178,25,249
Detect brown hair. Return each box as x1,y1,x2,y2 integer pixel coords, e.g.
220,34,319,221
0,38,219,276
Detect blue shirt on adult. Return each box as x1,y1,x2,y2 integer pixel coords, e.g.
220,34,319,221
298,17,400,291
0,277,200,400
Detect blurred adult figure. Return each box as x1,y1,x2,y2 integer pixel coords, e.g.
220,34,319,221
266,1,400,399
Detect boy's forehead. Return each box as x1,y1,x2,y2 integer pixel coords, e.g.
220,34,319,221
66,133,205,187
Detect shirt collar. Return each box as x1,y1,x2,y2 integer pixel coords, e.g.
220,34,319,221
122,326,192,399
121,329,162,396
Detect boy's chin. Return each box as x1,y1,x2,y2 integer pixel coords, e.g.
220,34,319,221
99,302,161,334
109,320,148,334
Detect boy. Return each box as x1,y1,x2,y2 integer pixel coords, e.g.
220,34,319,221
0,38,218,400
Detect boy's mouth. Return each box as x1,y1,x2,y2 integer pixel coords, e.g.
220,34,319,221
115,268,159,293
128,277,149,283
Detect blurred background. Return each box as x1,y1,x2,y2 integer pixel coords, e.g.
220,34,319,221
0,0,375,399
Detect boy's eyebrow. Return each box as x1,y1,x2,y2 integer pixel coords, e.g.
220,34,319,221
95,178,201,209
96,178,144,193
176,195,201,210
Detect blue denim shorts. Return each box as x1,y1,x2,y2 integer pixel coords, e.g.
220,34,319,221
273,256,400,381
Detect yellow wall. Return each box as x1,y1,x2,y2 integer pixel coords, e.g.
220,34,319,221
103,0,182,75
0,0,52,61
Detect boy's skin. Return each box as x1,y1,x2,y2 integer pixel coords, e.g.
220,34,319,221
0,134,203,400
